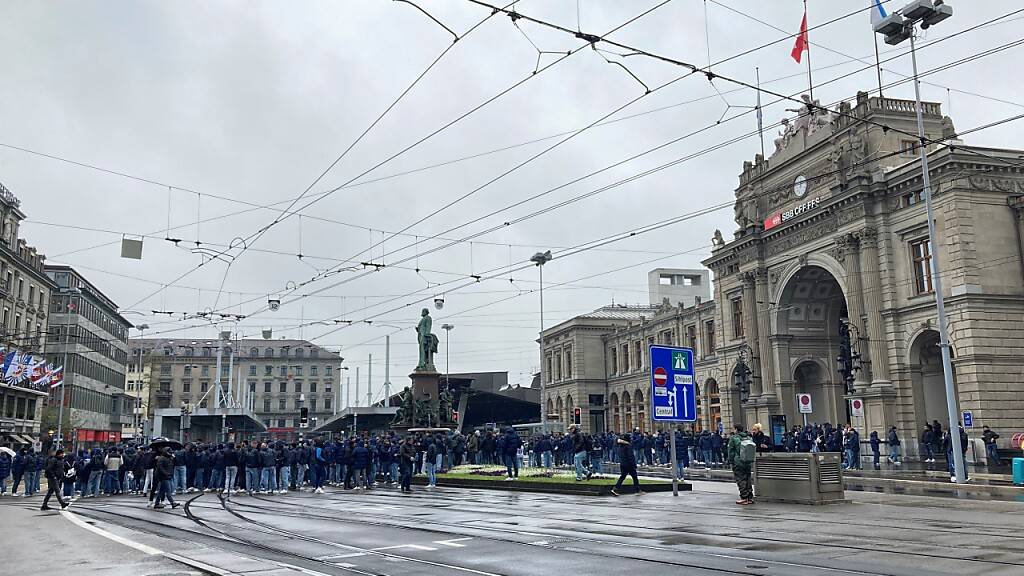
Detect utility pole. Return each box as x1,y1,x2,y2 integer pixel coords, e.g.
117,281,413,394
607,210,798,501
531,251,552,433
383,335,391,406
133,324,149,440
367,353,373,407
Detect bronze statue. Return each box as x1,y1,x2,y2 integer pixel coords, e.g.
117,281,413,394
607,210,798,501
416,308,439,371
438,386,453,421
391,386,416,425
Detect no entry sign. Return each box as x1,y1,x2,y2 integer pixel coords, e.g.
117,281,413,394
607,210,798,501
797,393,813,414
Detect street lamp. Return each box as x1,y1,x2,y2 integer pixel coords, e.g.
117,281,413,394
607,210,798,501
530,250,553,433
133,324,149,441
874,0,964,484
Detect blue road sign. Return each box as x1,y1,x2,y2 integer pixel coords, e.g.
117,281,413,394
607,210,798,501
962,411,973,429
650,345,697,422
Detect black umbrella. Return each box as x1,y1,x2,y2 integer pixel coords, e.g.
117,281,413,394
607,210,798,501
147,437,183,451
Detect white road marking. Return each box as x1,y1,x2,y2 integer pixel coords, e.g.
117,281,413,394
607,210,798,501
276,561,334,576
435,538,473,547
529,541,550,546
61,510,164,556
373,544,438,551
317,552,367,560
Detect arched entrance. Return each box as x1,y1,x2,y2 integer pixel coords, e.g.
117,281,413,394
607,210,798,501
622,391,632,431
910,329,957,425
776,265,849,426
704,378,721,432
610,392,620,432
635,390,646,432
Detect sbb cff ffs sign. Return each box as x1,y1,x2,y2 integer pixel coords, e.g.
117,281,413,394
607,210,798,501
764,197,822,230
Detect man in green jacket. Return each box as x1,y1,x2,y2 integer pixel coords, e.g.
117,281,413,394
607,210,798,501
726,424,755,505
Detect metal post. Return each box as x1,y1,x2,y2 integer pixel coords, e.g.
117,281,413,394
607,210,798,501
355,367,360,408
669,429,679,496
538,262,546,434
56,302,71,450
910,32,965,483
384,335,391,405
367,353,372,407
226,342,235,408
214,336,224,408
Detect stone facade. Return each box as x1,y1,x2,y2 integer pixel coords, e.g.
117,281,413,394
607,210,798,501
0,181,56,446
133,338,342,437
541,299,719,434
703,92,1024,459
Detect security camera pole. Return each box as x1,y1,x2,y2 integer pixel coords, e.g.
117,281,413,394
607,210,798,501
531,251,553,434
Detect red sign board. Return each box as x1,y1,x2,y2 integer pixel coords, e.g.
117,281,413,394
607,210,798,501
653,367,668,386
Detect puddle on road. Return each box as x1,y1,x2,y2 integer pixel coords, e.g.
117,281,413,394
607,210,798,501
844,483,1024,503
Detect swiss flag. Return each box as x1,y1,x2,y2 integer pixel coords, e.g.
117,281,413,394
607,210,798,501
791,10,808,63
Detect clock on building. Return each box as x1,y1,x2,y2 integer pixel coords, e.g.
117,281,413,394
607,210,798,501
793,174,808,198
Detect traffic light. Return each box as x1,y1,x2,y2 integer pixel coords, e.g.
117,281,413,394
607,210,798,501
299,407,309,428
573,407,582,425
837,319,861,394
734,363,753,403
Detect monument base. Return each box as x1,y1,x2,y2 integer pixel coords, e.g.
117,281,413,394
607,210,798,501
410,369,441,403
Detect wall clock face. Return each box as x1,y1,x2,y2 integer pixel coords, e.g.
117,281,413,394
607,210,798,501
794,174,808,198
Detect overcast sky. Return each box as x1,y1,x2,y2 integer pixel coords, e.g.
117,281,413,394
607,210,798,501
3,0,1022,400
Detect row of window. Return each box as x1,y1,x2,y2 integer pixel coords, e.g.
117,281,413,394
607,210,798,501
3,264,47,311
156,363,334,379
607,321,715,376
50,294,128,342
56,352,127,389
0,392,37,420
260,397,330,412
53,323,128,365
1,306,43,347
543,346,572,383
151,345,323,359
264,418,326,429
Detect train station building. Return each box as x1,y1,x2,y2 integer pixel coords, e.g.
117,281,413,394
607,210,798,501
703,92,1024,458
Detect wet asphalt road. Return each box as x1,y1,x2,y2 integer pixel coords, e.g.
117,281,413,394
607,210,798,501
20,479,1024,576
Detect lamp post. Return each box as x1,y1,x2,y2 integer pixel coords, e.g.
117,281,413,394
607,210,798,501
530,250,553,433
55,287,81,450
873,0,963,484
441,322,454,389
133,324,149,440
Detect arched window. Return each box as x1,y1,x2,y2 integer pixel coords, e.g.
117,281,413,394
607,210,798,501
295,348,304,358
635,390,646,433
184,347,194,357
622,391,632,431
280,348,289,358
264,348,274,358
250,347,259,358
610,393,620,432
310,348,319,358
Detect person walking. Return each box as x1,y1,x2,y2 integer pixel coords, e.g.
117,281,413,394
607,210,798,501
11,449,26,496
399,436,415,493
982,426,1001,466
153,448,180,510
222,443,239,498
611,437,641,496
869,431,881,470
502,427,522,481
945,424,970,483
0,450,11,496
726,424,755,505
570,426,590,482
886,426,902,465
921,424,935,463
40,449,70,511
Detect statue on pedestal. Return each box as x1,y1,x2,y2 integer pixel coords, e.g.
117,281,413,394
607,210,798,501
416,308,439,372
438,386,453,422
392,386,416,426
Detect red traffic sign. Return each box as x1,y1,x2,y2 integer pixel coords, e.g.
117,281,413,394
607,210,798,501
653,367,668,386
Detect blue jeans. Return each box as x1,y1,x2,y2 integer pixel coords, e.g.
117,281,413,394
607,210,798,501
632,448,643,467
504,453,519,478
590,454,602,475
87,469,103,496
155,479,175,505
923,443,934,460
104,470,121,494
224,466,237,493
26,470,40,495
173,466,187,493
209,468,221,491
542,450,552,468
425,462,436,486
389,462,399,483
279,466,291,491
675,459,686,479
889,445,901,462
986,443,1001,465
574,451,588,480
193,468,205,490
246,467,260,492
260,467,277,492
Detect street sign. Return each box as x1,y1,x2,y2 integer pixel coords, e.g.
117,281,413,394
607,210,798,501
797,393,813,414
962,410,973,428
649,345,696,422
850,398,864,417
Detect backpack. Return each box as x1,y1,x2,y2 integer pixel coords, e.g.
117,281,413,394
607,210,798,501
739,436,757,464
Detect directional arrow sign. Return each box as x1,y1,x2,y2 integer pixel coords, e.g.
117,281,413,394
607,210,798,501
650,345,696,422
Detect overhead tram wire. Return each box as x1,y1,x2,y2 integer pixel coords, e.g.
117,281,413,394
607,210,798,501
122,3,512,311
295,0,681,291
284,109,1024,345
249,32,1024,321
466,0,1024,174
25,10,1002,260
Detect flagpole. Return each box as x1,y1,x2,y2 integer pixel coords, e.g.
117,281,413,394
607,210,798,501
804,0,813,101
756,67,765,158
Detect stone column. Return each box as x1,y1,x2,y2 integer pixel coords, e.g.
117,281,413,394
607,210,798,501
834,233,869,390
754,268,775,395
740,271,762,398
859,227,892,387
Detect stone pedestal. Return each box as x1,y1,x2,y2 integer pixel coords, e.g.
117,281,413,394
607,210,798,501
410,369,441,404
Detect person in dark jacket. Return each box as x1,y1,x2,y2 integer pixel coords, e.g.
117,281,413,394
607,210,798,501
502,428,522,480
921,424,935,463
751,424,771,454
982,426,1001,466
673,429,689,480
153,448,179,509
244,444,261,495
40,449,69,511
352,441,371,489
399,436,416,493
944,425,970,482
0,451,11,496
869,431,882,470
698,431,713,468
570,426,589,481
11,449,27,495
259,443,277,494
886,426,902,465
222,443,239,498
611,437,641,496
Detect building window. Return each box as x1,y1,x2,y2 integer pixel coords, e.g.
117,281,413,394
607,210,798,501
609,348,617,375
309,398,316,412
160,365,171,375
545,355,552,383
325,366,332,376
911,238,933,294
309,381,317,393
686,325,697,350
310,366,318,376
294,381,302,393
280,381,287,393
280,348,289,358
200,381,208,392
660,330,672,345
903,190,922,208
183,380,191,393
293,366,303,376
621,344,630,373
325,397,332,410
279,366,288,378
264,365,273,376
265,348,274,358
295,348,304,358
554,353,561,381
264,381,271,393
278,419,286,428
202,347,211,357
634,341,642,371
250,347,259,357
248,365,257,376
183,365,192,376
900,139,918,157
200,365,209,376
294,399,301,410
564,347,572,379
311,349,319,358
279,398,286,410
731,298,744,338
705,320,715,355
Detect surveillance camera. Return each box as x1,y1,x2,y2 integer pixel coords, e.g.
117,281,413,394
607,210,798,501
434,297,445,310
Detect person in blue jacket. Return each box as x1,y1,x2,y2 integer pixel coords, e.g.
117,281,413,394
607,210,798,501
11,449,26,495
0,450,11,495
352,441,370,489
630,428,644,468
502,427,522,480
